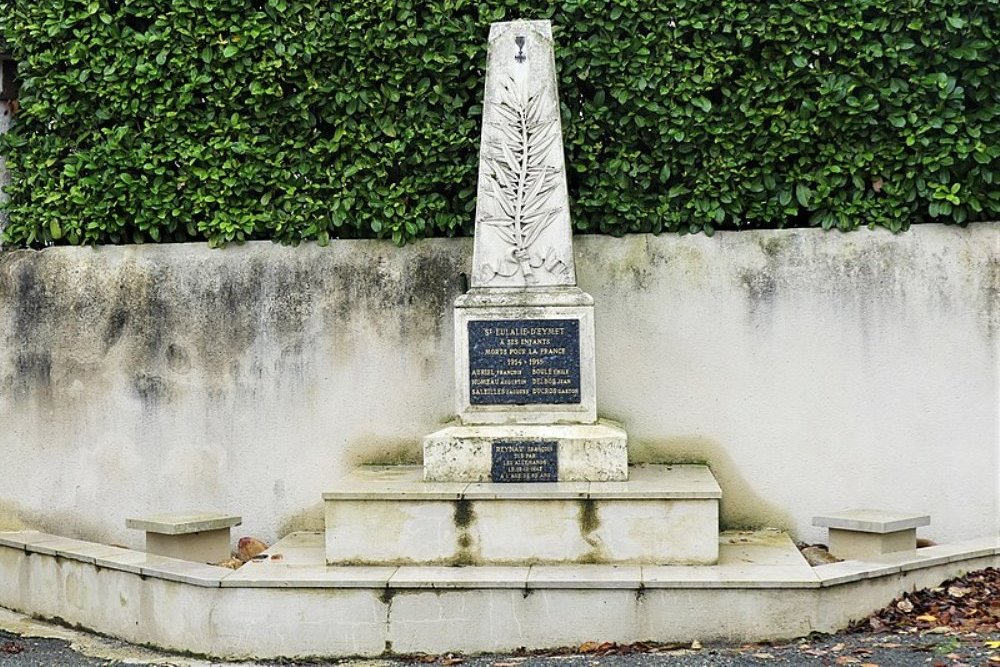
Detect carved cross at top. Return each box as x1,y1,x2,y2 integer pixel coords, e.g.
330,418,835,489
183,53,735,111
514,35,526,63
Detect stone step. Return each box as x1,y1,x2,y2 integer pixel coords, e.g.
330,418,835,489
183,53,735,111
323,464,721,566
422,420,628,482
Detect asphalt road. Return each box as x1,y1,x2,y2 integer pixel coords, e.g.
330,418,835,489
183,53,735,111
2,621,999,667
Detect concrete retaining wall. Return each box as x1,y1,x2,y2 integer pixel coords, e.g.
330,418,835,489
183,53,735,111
1,224,997,548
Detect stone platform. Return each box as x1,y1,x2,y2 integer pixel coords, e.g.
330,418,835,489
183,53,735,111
2,528,998,659
422,419,627,482
323,464,721,566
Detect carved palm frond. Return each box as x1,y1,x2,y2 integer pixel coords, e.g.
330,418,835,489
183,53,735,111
478,76,563,256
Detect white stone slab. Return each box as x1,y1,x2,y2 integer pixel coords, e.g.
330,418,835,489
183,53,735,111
588,464,722,499
322,466,468,500
453,295,598,425
517,589,642,649
251,530,326,565
25,537,125,564
137,558,229,587
471,20,574,289
93,548,161,575
222,563,396,588
812,509,930,533
212,587,389,657
640,588,819,641
387,589,529,654
0,530,63,550
826,527,917,560
591,499,718,564
390,566,529,589
323,465,720,565
467,498,598,563
641,564,819,589
4,529,1000,658
718,530,813,567
326,498,461,565
125,511,241,535
145,529,234,564
423,420,627,482
526,564,641,588
462,480,590,500
813,559,904,587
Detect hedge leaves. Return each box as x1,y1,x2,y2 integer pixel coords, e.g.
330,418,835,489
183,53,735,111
1,0,997,247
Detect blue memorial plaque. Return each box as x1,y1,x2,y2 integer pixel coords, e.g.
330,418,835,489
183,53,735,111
492,440,558,482
468,319,581,405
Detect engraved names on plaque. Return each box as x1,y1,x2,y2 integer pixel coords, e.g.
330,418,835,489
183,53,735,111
468,319,580,405
491,440,558,482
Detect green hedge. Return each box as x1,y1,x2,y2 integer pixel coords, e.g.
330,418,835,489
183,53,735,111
1,0,997,247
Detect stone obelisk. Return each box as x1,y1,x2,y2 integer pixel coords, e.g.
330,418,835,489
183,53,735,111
422,20,627,483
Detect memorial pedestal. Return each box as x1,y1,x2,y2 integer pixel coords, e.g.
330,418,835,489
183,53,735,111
324,465,721,566
454,287,597,426
423,420,627,482
322,19,722,569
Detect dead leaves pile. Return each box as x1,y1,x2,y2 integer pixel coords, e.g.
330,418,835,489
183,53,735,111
0,640,24,654
576,640,702,655
211,536,278,570
854,567,1000,635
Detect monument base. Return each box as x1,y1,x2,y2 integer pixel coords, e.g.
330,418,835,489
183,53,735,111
455,287,597,425
323,464,721,566
423,420,627,482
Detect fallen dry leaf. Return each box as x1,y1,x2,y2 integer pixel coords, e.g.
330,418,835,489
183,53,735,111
441,658,463,666
853,568,1000,636
752,653,774,659
986,640,1000,649
988,656,1000,663
831,642,846,652
212,557,243,570
690,640,702,650
860,663,880,667
578,642,600,653
237,536,268,561
0,642,24,654
801,545,842,565
834,656,859,665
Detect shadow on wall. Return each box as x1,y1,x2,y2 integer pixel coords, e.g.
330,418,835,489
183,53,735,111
630,435,796,532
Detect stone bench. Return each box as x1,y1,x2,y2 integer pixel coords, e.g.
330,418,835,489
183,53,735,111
126,512,241,563
813,509,929,560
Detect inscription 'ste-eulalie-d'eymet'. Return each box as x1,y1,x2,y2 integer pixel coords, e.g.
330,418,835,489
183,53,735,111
468,319,581,405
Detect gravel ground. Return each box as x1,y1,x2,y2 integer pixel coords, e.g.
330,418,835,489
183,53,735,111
2,624,999,667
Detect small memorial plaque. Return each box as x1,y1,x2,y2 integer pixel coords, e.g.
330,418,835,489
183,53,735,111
468,319,581,405
491,440,558,482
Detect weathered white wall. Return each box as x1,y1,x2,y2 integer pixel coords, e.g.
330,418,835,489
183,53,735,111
1,224,997,548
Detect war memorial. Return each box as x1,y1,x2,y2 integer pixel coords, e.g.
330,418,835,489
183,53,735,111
0,17,997,661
